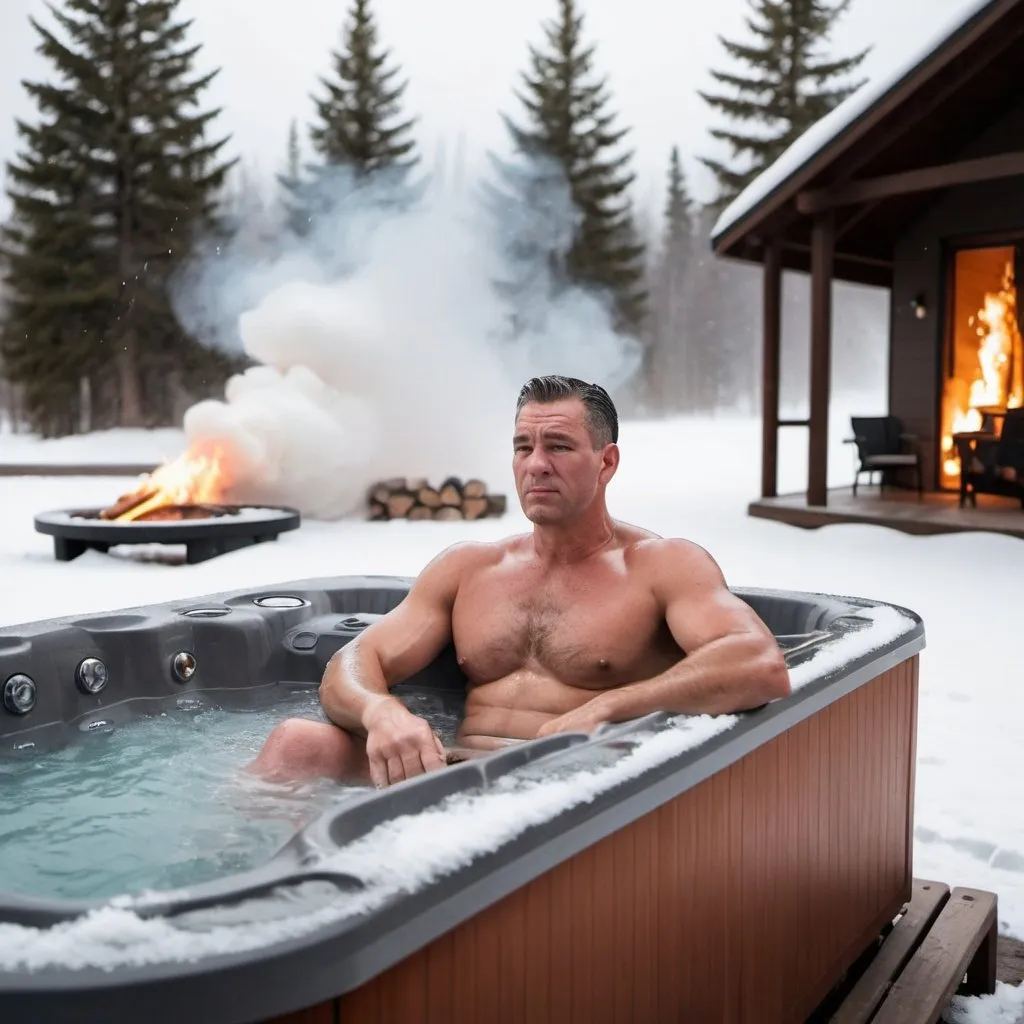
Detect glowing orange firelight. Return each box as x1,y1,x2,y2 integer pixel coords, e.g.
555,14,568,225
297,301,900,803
940,249,1024,487
101,444,233,522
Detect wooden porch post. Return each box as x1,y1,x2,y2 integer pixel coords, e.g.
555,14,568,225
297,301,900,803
808,213,834,507
761,242,783,498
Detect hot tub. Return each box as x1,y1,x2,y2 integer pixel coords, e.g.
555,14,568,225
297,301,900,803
0,576,925,1024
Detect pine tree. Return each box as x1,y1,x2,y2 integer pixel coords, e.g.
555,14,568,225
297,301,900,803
664,147,692,248
647,147,696,412
687,205,761,412
287,119,301,183
282,0,421,239
0,0,236,433
222,162,279,258
698,0,869,206
486,0,647,336
277,118,307,236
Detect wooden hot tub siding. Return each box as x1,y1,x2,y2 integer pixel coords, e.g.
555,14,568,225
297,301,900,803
270,656,919,1024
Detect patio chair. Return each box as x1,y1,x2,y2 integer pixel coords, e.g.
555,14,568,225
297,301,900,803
957,407,1024,508
847,416,923,497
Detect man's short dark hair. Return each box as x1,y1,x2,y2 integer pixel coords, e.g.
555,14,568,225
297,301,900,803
515,375,619,447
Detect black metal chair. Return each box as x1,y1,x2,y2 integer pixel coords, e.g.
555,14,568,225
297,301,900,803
846,416,923,497
956,407,1024,508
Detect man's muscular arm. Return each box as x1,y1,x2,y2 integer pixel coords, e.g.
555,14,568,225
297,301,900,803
538,539,790,735
320,542,483,785
320,544,462,733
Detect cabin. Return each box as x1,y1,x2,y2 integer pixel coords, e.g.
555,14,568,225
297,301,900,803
711,0,1024,539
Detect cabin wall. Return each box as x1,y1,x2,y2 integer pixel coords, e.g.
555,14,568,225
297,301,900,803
891,97,1024,489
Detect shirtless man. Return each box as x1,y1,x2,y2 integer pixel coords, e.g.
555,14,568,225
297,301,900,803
249,375,790,788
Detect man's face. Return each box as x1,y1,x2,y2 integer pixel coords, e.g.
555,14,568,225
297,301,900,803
512,398,618,523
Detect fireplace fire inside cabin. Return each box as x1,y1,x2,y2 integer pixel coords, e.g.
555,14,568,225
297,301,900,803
940,245,1024,490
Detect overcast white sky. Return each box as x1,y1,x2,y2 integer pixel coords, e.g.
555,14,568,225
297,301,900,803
0,0,981,221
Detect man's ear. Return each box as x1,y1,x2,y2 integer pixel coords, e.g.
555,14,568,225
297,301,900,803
598,443,619,484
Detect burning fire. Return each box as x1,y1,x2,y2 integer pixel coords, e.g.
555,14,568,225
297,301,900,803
941,257,1024,483
101,444,233,522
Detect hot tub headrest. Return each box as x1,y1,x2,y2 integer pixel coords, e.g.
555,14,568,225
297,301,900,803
732,588,856,637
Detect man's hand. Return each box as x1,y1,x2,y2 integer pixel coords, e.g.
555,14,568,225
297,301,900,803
363,700,446,787
535,697,614,738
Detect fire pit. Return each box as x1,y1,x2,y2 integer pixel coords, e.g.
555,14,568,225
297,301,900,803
32,443,300,564
34,505,300,564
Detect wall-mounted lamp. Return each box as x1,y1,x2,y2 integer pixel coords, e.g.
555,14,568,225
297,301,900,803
911,294,927,319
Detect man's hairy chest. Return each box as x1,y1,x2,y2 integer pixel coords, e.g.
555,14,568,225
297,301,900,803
450,569,674,686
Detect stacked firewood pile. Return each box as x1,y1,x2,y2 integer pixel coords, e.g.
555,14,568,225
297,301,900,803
367,477,507,521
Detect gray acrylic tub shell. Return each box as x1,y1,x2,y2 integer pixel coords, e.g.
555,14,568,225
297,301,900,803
0,576,926,1024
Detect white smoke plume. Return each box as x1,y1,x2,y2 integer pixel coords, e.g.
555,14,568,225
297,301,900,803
171,156,643,520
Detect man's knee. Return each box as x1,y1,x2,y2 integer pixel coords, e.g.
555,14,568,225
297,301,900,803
264,716,334,749
251,716,361,781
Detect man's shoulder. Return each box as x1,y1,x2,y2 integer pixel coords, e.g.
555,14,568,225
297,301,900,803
616,520,703,556
408,540,505,604
422,534,526,575
623,532,723,580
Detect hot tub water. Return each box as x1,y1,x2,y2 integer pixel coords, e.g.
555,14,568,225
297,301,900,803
0,689,461,902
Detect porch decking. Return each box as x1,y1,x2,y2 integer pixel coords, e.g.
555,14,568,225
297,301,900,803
749,486,1024,540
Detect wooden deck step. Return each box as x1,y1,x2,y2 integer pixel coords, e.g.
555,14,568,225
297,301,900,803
872,886,998,1023
830,881,951,1024
821,879,998,1024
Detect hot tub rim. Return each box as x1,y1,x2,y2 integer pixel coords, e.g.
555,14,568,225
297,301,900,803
0,572,921,636
0,578,925,1021
0,653,925,1013
0,632,925,1024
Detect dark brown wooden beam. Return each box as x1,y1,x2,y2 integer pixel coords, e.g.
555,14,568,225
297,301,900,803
768,245,891,290
808,214,834,507
835,199,882,242
796,151,1024,214
761,242,783,499
781,241,892,270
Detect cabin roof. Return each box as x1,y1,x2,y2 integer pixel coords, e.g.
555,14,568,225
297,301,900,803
710,0,1024,286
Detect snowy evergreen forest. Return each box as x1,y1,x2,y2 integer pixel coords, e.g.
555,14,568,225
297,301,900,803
0,0,889,436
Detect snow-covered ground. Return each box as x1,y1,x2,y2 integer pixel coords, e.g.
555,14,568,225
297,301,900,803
1,412,1022,1019
0,425,185,465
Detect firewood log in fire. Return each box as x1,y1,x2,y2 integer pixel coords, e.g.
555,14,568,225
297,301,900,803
364,477,507,522
99,487,160,520
132,503,240,521
98,495,240,522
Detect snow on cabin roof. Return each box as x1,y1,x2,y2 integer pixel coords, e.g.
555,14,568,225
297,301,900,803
710,0,1002,244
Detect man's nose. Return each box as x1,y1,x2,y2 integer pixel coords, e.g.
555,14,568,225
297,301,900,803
524,447,552,473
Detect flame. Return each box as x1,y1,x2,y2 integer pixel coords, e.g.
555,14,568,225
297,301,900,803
105,443,233,522
941,254,1024,486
